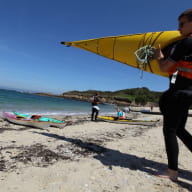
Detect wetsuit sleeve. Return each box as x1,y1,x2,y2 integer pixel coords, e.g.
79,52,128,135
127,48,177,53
168,38,192,62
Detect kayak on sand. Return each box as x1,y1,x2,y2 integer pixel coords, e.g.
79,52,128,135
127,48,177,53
13,111,71,128
3,112,51,129
4,112,71,128
97,116,160,125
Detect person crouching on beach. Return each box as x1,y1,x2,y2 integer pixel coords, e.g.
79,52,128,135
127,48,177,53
114,108,126,120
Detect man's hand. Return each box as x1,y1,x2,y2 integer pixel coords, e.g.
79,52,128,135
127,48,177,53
151,44,164,60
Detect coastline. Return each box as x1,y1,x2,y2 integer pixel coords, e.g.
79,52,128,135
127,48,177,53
0,112,192,192
34,89,159,107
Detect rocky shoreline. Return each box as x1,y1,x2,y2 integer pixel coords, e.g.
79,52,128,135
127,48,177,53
34,92,156,107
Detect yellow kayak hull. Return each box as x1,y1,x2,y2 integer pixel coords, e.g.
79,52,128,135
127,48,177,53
97,116,159,125
61,31,183,77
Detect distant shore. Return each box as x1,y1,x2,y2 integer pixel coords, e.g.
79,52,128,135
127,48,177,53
34,91,158,107
34,92,130,106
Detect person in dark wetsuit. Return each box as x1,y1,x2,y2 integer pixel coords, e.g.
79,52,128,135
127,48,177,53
154,8,192,181
91,93,100,121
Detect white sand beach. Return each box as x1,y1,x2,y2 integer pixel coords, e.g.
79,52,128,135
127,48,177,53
0,110,192,192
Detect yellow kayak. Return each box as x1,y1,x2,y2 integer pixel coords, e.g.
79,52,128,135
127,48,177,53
61,31,183,77
97,116,159,125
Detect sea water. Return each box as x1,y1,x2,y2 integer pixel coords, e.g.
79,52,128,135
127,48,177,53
0,89,116,116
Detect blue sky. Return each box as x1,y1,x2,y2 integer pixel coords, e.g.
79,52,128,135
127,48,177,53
0,0,191,94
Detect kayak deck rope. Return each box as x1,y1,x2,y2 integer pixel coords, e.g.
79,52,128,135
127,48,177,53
134,45,154,64
134,45,155,77
135,32,164,78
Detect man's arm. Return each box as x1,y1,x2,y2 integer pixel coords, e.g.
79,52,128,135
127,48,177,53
155,44,176,72
158,59,176,72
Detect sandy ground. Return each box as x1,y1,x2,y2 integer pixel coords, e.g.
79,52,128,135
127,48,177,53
0,110,192,192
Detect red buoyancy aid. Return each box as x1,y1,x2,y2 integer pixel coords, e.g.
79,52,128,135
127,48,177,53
119,116,125,120
168,60,192,79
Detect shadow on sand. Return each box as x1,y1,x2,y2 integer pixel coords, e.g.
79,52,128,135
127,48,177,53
33,131,192,191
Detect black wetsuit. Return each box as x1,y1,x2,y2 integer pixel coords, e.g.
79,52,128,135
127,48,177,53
91,96,99,121
159,37,192,170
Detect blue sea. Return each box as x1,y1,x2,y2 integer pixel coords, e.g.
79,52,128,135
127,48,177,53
0,89,116,116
